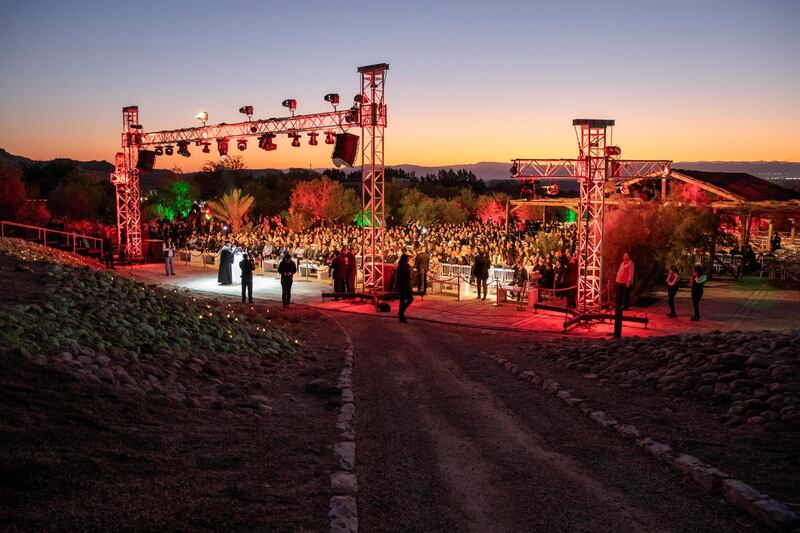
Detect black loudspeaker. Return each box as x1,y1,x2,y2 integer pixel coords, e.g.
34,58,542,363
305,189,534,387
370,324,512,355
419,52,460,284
136,149,156,172
331,133,359,168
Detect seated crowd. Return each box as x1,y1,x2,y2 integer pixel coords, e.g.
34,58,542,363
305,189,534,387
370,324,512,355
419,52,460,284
149,215,580,294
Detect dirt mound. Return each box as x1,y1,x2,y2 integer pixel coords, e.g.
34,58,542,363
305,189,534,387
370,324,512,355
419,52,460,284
0,238,296,411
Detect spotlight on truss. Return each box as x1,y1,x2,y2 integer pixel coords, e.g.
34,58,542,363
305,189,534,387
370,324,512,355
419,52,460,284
164,145,174,156
282,99,297,116
155,146,164,156
324,130,335,145
289,133,301,148
217,138,229,157
324,93,340,109
195,111,208,126
308,132,318,146
237,139,248,151
202,143,211,154
177,141,191,157
239,106,254,120
258,133,277,151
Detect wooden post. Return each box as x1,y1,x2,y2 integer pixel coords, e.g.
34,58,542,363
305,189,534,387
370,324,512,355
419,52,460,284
661,177,667,204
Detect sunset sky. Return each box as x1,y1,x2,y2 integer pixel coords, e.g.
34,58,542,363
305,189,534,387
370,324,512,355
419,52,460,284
1,0,798,171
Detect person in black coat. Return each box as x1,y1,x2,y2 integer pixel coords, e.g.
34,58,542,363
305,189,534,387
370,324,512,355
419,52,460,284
472,248,490,301
344,247,358,293
240,252,255,303
330,250,348,301
413,246,430,295
665,266,680,318
217,240,234,285
278,251,296,307
397,252,414,323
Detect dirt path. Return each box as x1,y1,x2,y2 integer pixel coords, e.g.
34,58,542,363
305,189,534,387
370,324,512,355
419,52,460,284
343,314,763,532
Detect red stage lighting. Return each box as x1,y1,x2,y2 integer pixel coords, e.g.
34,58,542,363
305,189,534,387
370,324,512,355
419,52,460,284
239,105,254,118
237,139,247,151
258,133,277,151
217,138,229,157
282,99,297,115
324,93,340,108
324,130,335,145
308,132,318,146
290,133,301,148
332,133,359,168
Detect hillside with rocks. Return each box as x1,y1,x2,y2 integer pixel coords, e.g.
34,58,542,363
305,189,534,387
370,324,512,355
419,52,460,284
0,238,347,530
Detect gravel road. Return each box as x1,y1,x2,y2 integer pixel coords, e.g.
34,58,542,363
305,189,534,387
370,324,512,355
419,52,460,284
343,314,764,532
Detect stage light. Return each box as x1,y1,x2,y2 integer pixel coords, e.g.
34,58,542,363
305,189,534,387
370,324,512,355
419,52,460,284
258,133,277,151
345,112,357,123
290,133,301,148
353,94,362,104
177,141,191,158
239,105,254,119
155,146,164,156
217,138,229,157
202,143,211,154
324,130,335,145
250,125,258,133
308,132,318,146
332,133,359,168
324,93,340,109
165,146,174,156
237,139,247,151
544,183,560,195
282,99,297,115
195,111,208,126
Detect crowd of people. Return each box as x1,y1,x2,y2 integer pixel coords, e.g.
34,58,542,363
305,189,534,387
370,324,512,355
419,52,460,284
149,215,581,296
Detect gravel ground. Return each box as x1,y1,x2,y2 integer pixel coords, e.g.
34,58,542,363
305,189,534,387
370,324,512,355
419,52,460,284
343,313,769,532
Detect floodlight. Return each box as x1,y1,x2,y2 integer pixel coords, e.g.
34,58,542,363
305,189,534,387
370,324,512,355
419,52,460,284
324,93,340,109
239,106,254,118
308,132,318,146
195,111,208,125
290,133,301,148
155,147,164,156
217,138,229,157
258,133,277,151
282,99,297,115
177,141,191,157
237,139,247,151
324,130,335,145
164,146,174,156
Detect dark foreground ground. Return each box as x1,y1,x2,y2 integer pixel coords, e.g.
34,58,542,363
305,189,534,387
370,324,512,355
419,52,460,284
0,302,346,532
343,312,788,532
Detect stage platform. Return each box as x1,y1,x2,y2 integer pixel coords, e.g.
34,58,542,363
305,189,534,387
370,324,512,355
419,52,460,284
123,263,800,338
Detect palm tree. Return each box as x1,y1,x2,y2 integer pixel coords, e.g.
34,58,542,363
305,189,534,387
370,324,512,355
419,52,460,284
207,188,255,234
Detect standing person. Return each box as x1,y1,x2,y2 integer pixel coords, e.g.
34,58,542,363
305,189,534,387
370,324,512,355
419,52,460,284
690,265,707,321
413,246,430,295
163,236,176,276
102,233,115,270
397,251,414,323
344,246,358,293
666,266,680,318
218,240,234,285
472,248,490,301
240,252,255,303
278,251,296,308
615,252,635,310
563,255,578,308
330,250,347,301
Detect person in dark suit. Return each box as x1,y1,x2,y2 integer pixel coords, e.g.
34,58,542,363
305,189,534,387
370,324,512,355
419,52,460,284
240,252,255,303
563,256,578,308
344,246,358,293
397,251,414,323
278,251,296,307
413,246,430,295
330,250,348,301
472,248,490,300
218,240,234,285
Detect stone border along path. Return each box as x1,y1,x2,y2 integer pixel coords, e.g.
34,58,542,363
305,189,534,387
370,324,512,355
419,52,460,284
488,355,799,531
326,313,359,533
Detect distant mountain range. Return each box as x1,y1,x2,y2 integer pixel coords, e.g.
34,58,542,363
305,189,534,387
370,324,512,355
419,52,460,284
2,148,798,185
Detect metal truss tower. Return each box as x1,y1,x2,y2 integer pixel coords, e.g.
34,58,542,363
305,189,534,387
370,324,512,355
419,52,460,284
110,106,142,259
110,63,389,293
358,63,388,293
512,119,670,328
